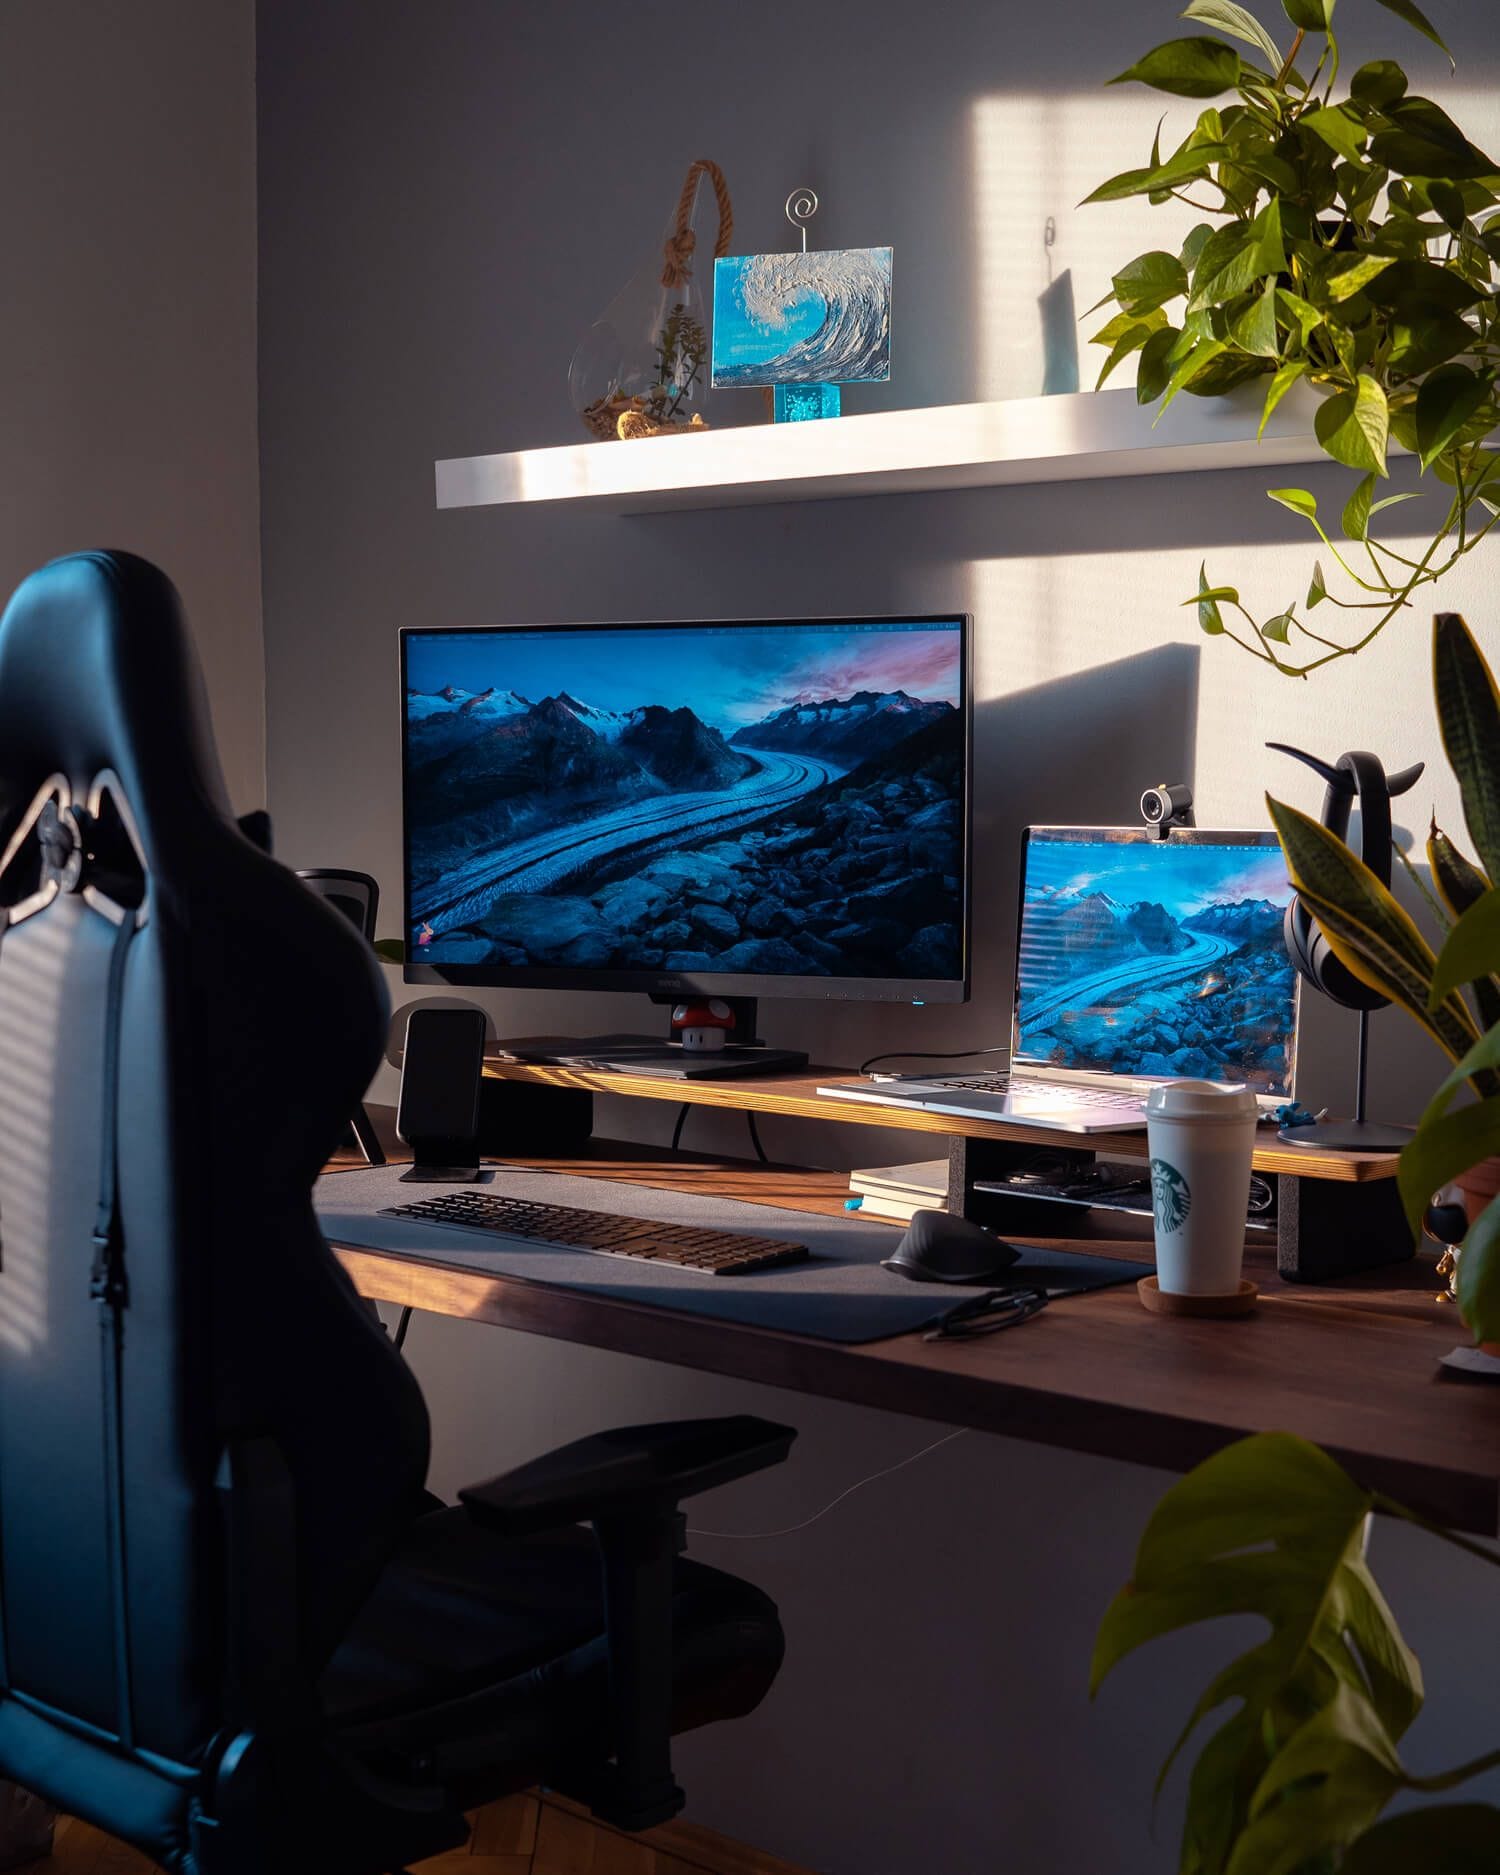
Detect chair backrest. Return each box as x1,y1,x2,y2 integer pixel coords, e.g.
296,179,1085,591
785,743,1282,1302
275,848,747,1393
0,554,429,1815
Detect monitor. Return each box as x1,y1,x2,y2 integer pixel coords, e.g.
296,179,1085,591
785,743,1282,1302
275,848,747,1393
1014,826,1299,1097
401,614,971,1002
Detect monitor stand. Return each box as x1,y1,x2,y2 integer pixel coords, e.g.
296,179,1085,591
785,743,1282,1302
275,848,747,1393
494,996,809,1081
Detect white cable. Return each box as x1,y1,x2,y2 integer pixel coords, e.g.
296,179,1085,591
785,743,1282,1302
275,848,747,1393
686,1428,970,1541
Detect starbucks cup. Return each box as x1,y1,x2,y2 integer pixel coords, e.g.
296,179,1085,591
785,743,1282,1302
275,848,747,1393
1145,1080,1259,1296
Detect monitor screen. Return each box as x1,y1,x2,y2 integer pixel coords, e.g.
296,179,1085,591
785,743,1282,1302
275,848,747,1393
401,615,970,999
1014,827,1298,1095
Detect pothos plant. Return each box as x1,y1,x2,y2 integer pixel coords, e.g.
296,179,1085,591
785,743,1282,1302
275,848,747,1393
1093,1432,1500,1875
1087,0,1500,676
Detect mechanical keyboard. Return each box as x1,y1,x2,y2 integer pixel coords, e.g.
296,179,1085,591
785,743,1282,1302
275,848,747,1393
378,1189,810,1277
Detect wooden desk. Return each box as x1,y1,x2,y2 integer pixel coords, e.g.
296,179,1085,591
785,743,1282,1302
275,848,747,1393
329,1133,1500,1538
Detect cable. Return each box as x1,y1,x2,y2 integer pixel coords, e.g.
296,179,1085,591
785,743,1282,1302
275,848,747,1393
687,1428,969,1541
857,1044,1009,1077
392,1306,413,1351
670,1103,690,1152
746,1109,768,1163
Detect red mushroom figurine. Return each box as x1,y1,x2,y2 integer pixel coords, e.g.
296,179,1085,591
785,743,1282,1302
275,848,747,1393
671,997,736,1053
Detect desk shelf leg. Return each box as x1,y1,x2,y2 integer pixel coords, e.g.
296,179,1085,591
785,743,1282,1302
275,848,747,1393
1276,1173,1413,1283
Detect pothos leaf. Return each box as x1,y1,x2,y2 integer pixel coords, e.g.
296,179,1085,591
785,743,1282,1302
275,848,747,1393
1181,0,1283,70
1315,375,1391,477
1259,360,1309,440
1372,0,1454,71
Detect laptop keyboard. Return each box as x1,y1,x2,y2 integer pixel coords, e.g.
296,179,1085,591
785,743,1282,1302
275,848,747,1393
927,1074,1140,1108
378,1190,810,1276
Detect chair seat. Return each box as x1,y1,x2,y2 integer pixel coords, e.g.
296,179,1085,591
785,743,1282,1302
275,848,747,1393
320,1507,783,1806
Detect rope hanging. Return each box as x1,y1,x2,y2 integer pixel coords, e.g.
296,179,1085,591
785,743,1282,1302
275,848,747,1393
661,159,733,288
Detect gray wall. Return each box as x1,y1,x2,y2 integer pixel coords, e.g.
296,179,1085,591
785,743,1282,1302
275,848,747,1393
0,0,263,811
256,4,1500,1869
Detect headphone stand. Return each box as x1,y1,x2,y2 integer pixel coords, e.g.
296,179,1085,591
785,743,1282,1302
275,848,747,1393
1278,1007,1414,1153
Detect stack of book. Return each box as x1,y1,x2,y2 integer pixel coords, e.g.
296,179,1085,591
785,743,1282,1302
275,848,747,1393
846,1159,948,1224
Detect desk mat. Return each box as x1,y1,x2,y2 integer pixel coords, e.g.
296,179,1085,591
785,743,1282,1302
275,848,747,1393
314,1164,1151,1346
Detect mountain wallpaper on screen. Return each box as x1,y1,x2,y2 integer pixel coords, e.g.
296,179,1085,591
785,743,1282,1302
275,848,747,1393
403,622,965,982
1016,840,1297,1093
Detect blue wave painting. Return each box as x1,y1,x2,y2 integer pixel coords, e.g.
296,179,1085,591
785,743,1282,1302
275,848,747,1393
711,247,892,388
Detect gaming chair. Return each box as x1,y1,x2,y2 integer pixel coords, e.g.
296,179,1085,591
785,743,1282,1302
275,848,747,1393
0,551,792,1874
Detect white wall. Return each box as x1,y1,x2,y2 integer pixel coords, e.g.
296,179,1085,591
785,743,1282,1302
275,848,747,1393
255,3,1500,1869
0,0,263,810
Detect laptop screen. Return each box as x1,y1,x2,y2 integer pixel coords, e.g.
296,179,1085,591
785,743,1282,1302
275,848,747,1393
1013,827,1299,1097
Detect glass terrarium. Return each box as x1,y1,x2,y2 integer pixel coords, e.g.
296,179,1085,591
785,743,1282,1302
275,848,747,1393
568,159,732,440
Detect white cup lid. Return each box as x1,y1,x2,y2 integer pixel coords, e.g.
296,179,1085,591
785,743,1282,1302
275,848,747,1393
1145,1078,1260,1122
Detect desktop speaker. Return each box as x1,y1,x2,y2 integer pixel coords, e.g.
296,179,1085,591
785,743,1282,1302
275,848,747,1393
397,1005,488,1181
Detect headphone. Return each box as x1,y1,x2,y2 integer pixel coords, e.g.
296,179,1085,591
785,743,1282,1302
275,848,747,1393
1268,743,1423,1011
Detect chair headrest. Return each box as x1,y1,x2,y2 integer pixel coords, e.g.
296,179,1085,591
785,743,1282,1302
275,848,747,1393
0,551,234,874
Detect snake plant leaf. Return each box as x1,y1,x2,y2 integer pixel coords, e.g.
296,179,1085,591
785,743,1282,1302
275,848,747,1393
1259,360,1309,439
1397,1096,1500,1241
1455,1193,1500,1347
1430,888,1500,1006
1315,374,1391,477
1294,877,1481,1065
1229,1683,1407,1875
1428,822,1493,919
1268,798,1481,1058
1109,38,1242,98
1416,1022,1500,1134
1435,614,1500,886
1182,0,1283,69
1417,365,1490,469
1371,0,1453,71
1343,1806,1500,1875
1349,59,1408,110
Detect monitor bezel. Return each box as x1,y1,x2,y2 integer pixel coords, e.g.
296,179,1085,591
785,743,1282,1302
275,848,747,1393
400,612,973,1004
1011,824,1300,1101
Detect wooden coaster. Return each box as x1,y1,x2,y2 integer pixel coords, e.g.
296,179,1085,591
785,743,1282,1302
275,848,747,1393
1137,1276,1258,1318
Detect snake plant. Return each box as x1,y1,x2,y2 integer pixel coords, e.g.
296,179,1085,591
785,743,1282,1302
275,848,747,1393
1266,612,1500,1341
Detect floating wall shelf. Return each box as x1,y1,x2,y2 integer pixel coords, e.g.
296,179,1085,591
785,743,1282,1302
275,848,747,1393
434,384,1335,517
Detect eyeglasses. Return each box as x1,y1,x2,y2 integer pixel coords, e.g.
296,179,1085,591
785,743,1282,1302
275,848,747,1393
922,1284,1050,1342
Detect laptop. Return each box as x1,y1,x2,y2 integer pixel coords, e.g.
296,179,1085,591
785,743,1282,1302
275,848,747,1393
820,825,1301,1133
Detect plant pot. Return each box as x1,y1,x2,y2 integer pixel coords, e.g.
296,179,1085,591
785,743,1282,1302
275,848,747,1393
1456,1157,1500,1355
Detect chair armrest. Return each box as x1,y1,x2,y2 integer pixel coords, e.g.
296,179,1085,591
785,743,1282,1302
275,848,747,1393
458,1415,795,1539
456,1415,794,1831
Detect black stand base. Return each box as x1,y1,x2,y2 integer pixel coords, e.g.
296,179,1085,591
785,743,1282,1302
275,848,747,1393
399,1161,481,1184
1278,1118,1415,1153
945,1132,1413,1286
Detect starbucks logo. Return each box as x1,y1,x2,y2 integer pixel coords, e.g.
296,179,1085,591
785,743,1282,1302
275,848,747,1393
1152,1158,1192,1234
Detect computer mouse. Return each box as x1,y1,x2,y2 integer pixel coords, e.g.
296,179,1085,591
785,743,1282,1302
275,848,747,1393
881,1209,1022,1284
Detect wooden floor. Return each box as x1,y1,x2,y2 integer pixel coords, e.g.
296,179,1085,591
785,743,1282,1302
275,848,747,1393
38,1793,813,1875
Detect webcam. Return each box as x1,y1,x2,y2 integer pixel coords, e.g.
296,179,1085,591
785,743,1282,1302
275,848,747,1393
1140,782,1195,839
